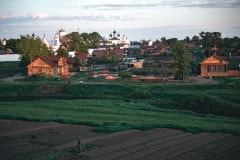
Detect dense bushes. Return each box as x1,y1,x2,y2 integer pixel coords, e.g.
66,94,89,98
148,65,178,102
128,89,151,99
1,80,240,118
181,94,240,118
118,71,133,78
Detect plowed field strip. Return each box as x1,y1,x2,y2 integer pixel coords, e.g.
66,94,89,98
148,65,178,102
141,133,228,160
89,132,190,160
0,122,65,137
89,128,177,147
203,138,240,160
54,129,139,150
117,132,210,160
166,134,234,160
216,145,240,160
82,129,183,158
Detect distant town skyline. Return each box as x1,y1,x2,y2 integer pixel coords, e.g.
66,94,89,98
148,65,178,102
1,0,240,41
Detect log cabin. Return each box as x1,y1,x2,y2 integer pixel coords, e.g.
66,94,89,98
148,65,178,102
27,55,68,76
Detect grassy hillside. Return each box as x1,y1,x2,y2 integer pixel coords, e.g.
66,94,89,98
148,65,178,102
0,99,240,135
0,77,240,135
0,61,26,78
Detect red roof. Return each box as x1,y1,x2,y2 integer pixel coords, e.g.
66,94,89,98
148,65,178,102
67,58,75,64
110,49,125,54
75,52,89,61
92,50,105,58
39,55,62,67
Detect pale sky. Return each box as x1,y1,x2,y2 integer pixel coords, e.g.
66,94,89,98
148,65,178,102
1,0,240,41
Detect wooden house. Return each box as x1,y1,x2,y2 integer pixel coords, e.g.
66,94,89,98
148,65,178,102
27,55,68,76
199,54,228,77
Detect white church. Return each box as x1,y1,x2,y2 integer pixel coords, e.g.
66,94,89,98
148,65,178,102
49,28,67,53
107,29,130,48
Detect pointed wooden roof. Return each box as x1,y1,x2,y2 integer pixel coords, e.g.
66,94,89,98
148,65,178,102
200,55,228,65
27,55,63,68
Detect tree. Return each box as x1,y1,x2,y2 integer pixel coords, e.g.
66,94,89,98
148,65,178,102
192,35,200,46
161,37,167,45
89,32,103,48
57,46,69,58
99,50,110,63
172,42,190,80
67,32,81,51
199,31,222,49
184,36,191,43
67,31,104,52
5,38,19,52
16,35,50,67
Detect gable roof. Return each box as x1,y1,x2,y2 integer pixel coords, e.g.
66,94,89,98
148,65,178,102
200,55,228,65
110,48,125,54
75,52,89,61
27,55,63,68
39,55,62,67
92,49,105,58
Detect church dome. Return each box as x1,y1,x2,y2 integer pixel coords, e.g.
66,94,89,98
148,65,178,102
59,28,66,33
59,28,67,38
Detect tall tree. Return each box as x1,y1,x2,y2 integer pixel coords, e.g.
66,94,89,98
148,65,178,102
16,35,50,67
192,35,200,45
5,38,19,52
172,42,190,80
67,31,103,52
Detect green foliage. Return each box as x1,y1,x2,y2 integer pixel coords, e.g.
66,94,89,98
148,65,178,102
128,89,151,99
0,61,26,77
119,71,133,78
181,94,240,118
0,99,240,135
172,42,191,80
5,38,19,52
56,47,69,58
67,31,103,52
16,35,51,63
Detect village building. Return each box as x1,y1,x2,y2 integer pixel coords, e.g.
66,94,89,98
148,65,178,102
50,28,68,53
102,29,130,48
26,55,68,76
199,54,239,77
42,34,49,48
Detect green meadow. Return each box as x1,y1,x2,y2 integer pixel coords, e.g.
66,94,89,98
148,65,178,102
0,76,240,135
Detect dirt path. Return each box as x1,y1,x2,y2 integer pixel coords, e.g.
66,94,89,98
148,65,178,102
0,119,239,160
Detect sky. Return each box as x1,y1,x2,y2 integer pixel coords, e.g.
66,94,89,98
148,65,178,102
1,0,240,41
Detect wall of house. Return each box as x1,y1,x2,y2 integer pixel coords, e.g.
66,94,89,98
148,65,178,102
227,70,240,76
28,67,54,76
27,58,55,76
200,65,228,77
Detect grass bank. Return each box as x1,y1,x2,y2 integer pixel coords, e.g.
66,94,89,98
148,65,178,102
0,77,240,135
0,99,240,135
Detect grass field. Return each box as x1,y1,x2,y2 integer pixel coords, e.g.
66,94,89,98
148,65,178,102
0,62,240,135
0,96,240,135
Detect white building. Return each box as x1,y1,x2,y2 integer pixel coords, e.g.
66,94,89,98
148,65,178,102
107,29,130,48
50,28,67,53
42,34,49,48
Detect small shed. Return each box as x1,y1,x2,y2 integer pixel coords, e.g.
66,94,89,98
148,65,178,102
199,54,228,77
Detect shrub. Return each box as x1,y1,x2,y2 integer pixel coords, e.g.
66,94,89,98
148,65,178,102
129,89,151,99
181,94,240,118
119,71,133,78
